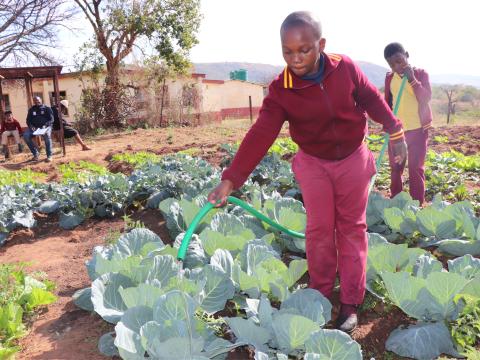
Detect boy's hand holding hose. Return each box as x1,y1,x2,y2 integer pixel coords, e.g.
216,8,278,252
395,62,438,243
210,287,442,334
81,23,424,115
392,140,407,166
208,179,234,207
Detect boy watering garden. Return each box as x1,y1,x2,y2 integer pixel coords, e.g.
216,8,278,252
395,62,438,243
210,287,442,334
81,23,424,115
208,11,407,332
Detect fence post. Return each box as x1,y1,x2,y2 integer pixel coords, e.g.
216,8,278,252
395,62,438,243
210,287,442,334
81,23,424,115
249,95,253,124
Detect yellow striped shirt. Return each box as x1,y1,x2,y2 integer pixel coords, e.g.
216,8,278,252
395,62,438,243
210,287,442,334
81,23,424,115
391,73,422,131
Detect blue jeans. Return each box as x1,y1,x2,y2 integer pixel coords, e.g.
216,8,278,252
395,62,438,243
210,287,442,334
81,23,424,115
23,127,52,157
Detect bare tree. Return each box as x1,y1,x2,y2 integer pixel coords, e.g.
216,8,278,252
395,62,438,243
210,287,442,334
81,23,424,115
74,0,201,127
442,86,458,124
0,0,76,65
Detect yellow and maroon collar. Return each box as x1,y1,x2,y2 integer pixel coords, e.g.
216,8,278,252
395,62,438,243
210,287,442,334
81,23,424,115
282,67,293,88
282,53,343,89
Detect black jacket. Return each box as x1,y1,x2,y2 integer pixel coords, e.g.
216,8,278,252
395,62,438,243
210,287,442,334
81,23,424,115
52,106,71,130
26,105,54,129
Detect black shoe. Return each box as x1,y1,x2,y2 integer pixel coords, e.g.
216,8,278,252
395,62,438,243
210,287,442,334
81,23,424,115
335,312,358,333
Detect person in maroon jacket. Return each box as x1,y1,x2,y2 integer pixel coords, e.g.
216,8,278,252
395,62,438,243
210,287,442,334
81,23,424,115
1,111,24,159
384,42,432,204
208,11,407,332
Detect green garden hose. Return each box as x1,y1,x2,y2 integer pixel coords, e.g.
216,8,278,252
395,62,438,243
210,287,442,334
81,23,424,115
368,75,407,193
177,76,408,262
177,196,305,261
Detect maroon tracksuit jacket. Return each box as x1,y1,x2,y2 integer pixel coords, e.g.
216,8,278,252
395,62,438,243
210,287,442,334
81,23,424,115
0,118,23,135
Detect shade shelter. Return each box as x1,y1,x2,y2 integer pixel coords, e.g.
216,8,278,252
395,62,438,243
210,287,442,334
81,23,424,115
0,66,66,155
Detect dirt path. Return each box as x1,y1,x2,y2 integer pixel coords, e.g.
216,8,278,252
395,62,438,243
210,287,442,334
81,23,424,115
0,209,169,360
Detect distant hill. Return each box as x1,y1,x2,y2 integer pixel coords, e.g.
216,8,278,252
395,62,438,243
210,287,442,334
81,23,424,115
194,62,480,89
430,74,480,88
356,61,389,88
194,61,390,88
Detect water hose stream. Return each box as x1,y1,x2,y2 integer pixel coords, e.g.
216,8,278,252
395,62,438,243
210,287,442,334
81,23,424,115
177,76,407,262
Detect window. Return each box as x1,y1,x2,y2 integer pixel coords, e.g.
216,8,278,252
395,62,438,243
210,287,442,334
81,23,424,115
49,91,67,106
1,94,11,111
182,84,199,108
134,88,148,110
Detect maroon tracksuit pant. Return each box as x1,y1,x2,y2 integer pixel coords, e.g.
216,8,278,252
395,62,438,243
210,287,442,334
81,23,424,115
292,143,376,305
388,128,428,204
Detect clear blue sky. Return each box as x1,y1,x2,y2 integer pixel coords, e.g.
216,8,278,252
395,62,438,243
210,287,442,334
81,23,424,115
59,0,480,76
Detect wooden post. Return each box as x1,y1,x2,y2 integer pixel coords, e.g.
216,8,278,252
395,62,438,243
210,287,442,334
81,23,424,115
249,95,253,124
25,77,33,108
1,78,9,157
53,71,66,156
0,75,4,123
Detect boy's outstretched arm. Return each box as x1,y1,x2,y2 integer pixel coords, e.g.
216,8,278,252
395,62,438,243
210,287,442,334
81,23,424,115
208,85,286,205
348,59,407,164
349,61,403,134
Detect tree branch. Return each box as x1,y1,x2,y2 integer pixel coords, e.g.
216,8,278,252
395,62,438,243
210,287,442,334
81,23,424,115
0,0,76,65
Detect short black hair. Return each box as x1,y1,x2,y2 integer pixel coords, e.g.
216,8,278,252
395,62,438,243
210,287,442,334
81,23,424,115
384,42,406,59
4,110,12,115
280,11,322,39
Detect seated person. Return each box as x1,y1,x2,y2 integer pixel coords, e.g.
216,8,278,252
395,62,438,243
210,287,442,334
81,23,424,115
1,110,24,159
23,96,54,162
52,100,91,151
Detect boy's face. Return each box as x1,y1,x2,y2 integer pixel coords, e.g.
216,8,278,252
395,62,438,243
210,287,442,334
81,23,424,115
5,114,13,122
281,25,325,77
386,52,409,75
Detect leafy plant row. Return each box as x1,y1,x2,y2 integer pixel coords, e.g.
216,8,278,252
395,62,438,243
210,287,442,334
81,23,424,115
0,263,56,359
368,191,480,256
0,155,220,245
74,225,363,359
372,149,480,212
1,148,301,246
158,189,480,359
366,233,480,358
78,192,480,360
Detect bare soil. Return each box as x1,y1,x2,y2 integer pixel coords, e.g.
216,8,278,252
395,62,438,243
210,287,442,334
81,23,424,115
430,125,480,155
1,121,479,359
